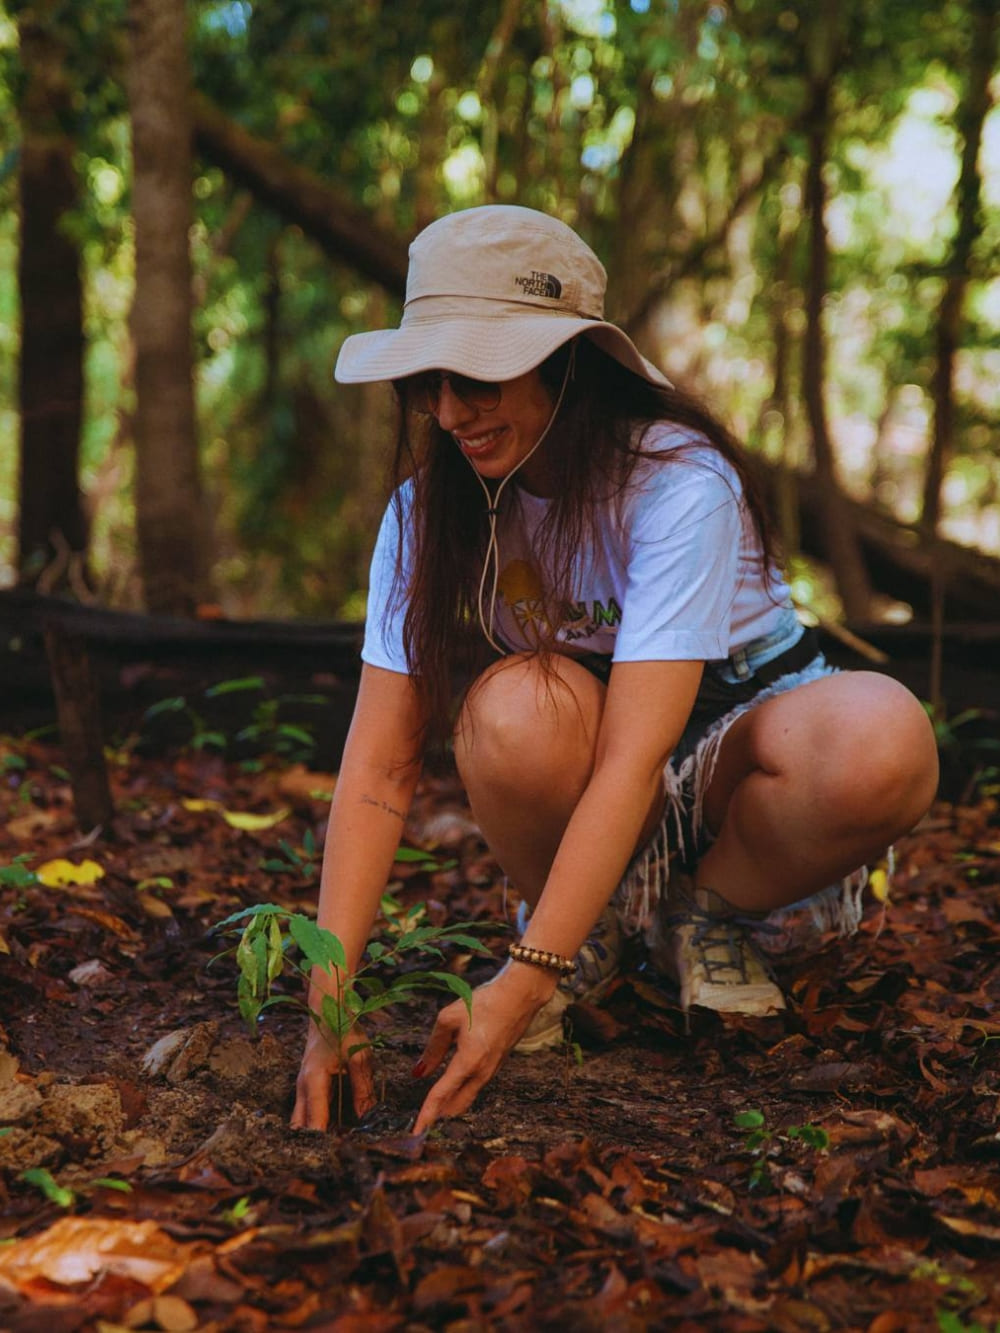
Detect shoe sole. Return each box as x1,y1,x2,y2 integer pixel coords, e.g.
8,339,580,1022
512,972,619,1054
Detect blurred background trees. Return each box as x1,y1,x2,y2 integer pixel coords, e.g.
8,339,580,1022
0,0,997,623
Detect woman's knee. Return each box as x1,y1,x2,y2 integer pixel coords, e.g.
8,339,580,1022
798,673,938,825
742,671,937,828
454,653,604,788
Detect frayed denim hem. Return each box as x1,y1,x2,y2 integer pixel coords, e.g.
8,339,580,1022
615,655,879,949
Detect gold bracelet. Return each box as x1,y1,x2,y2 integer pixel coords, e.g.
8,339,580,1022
508,942,576,977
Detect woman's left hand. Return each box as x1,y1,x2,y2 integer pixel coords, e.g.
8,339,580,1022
412,964,557,1133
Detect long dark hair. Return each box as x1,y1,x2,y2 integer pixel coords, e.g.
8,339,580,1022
387,337,779,746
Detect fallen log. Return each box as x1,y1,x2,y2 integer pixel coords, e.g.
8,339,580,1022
756,458,1000,621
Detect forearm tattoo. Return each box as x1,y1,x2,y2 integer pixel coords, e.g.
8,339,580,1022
360,794,406,822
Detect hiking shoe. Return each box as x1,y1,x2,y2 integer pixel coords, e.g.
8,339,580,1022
512,903,623,1053
648,882,785,1017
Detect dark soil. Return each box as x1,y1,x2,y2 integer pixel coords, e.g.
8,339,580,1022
1,738,999,1332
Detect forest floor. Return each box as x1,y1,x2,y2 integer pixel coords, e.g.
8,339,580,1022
0,731,999,1333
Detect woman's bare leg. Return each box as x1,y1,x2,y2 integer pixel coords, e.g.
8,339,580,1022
454,654,607,905
697,671,939,912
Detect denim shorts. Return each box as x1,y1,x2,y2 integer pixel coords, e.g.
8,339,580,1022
606,614,855,932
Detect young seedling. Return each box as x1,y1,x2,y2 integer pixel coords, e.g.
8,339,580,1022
217,899,493,1128
733,1108,829,1191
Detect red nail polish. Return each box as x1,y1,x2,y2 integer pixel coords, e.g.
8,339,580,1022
411,1061,426,1078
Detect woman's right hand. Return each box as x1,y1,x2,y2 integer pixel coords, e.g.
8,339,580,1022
290,1017,377,1132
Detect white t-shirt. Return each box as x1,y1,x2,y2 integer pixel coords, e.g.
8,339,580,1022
362,424,792,674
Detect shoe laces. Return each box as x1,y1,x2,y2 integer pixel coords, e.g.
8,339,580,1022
665,901,779,984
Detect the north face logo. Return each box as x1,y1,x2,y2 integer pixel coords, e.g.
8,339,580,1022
514,270,562,299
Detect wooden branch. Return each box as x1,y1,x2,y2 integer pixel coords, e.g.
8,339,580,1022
192,94,410,296
753,456,1000,621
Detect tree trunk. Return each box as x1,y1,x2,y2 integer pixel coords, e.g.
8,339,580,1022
801,32,873,620
127,0,213,615
15,4,87,592
921,0,998,535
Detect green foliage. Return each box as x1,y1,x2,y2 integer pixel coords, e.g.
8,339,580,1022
937,1313,1000,1333
216,895,493,1125
0,854,36,890
19,1167,75,1208
1,0,998,607
140,679,324,760
734,1107,830,1190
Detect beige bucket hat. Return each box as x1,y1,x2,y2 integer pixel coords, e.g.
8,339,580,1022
335,204,670,388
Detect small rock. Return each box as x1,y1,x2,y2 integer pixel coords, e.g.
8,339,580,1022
0,1080,43,1126
40,1083,124,1156
141,1030,190,1078
68,959,115,988
141,1023,218,1082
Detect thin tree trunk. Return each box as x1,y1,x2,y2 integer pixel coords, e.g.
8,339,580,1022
127,0,213,615
801,47,872,620
921,0,998,535
15,5,87,591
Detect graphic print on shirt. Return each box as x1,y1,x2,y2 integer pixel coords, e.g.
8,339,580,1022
496,558,622,649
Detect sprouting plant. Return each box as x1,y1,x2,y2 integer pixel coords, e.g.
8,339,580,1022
260,829,320,882
0,855,37,891
140,677,327,761
936,1312,1000,1333
20,1168,75,1208
217,901,494,1127
733,1108,829,1190
234,692,325,762
142,695,226,752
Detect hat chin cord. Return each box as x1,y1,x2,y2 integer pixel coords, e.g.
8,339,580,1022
463,344,576,656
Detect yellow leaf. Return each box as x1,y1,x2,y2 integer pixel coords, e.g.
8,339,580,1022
0,932,9,955
869,868,890,903
221,807,290,831
181,798,223,812
36,859,105,888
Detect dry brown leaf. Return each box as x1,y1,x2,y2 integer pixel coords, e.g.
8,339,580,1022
123,1294,198,1331
0,1217,192,1294
939,1214,1000,1243
412,1264,483,1313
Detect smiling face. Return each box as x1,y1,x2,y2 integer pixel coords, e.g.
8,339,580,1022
428,368,558,494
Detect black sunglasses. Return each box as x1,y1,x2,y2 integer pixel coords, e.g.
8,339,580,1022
395,370,503,416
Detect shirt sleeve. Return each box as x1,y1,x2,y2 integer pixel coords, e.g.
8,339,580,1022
612,446,744,663
360,486,413,675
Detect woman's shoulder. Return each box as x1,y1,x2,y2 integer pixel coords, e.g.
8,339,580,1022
626,421,742,497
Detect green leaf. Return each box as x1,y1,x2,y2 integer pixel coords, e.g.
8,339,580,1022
275,724,315,746
216,902,292,930
91,1177,133,1193
436,930,494,954
191,730,227,751
0,855,37,889
20,1168,74,1208
205,676,266,697
143,696,187,720
288,914,347,973
733,1109,766,1130
787,1124,830,1150
320,992,353,1042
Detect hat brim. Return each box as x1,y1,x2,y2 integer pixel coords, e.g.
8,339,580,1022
334,314,671,390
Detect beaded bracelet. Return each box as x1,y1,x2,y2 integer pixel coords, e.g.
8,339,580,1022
508,942,576,977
